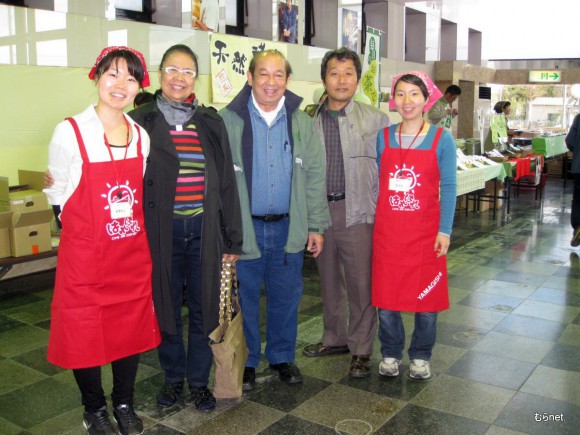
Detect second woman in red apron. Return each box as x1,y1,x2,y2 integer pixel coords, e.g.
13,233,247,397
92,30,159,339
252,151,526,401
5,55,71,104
372,72,457,380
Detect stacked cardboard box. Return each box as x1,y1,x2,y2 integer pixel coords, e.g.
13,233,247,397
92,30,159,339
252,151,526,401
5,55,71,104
0,171,53,258
478,180,504,212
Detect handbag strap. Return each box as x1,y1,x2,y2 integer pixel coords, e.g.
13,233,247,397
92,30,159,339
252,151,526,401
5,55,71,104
218,262,239,326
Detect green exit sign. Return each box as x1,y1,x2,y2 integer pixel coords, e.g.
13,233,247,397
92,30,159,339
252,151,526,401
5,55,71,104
529,71,561,83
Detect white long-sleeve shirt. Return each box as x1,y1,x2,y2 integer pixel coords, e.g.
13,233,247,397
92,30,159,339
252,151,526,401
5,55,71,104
44,105,150,210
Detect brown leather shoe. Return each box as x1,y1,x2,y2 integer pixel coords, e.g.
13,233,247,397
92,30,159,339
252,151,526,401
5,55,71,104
302,342,349,357
349,355,371,378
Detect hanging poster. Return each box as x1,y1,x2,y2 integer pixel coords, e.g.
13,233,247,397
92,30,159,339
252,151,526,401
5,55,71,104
193,0,221,32
210,34,288,103
278,1,299,43
341,8,358,52
361,27,381,106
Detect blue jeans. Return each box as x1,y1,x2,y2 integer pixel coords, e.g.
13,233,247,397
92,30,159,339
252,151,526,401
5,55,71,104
157,216,213,388
236,217,304,367
378,309,438,361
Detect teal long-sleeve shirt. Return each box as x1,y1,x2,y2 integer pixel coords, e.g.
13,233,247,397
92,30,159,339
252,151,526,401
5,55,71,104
376,123,457,236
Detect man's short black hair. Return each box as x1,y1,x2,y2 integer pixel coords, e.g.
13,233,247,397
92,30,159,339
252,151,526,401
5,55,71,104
320,47,362,82
445,85,461,96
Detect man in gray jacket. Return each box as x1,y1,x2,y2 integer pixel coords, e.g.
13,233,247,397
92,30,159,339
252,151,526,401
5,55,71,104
303,47,389,377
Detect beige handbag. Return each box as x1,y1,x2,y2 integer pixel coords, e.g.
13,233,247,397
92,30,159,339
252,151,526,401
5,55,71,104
209,262,248,399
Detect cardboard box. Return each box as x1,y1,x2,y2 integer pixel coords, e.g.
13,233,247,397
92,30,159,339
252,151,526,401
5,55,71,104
0,211,12,259
546,158,563,176
9,209,53,257
481,180,504,211
0,170,53,257
0,170,49,213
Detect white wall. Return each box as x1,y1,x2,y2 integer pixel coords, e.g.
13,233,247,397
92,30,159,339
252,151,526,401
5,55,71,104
0,3,436,182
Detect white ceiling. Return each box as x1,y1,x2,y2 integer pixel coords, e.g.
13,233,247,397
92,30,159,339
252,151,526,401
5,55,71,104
367,0,580,60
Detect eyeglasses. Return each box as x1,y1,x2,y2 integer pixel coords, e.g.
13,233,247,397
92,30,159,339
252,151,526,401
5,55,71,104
162,66,197,78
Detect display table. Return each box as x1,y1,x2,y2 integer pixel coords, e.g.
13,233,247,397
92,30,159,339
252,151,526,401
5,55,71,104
483,161,507,182
464,161,511,219
456,167,486,196
532,135,567,158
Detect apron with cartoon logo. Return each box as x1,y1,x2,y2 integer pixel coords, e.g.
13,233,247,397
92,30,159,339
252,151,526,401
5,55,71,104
48,117,160,369
372,125,449,312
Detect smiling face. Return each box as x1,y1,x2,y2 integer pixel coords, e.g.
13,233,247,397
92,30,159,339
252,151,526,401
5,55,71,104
394,80,428,122
96,58,140,111
323,58,359,111
247,52,289,112
159,51,197,103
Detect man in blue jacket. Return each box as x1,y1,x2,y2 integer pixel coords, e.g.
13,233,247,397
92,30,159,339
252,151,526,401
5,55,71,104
219,50,330,391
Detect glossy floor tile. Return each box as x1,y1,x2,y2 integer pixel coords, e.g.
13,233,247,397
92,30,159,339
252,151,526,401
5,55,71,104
0,178,579,434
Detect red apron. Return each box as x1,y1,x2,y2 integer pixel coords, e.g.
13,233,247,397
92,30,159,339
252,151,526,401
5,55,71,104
48,117,160,369
372,126,449,312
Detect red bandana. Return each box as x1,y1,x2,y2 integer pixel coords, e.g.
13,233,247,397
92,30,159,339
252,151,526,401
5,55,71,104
88,46,150,88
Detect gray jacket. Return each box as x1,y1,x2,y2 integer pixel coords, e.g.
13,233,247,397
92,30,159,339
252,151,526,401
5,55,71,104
315,98,390,227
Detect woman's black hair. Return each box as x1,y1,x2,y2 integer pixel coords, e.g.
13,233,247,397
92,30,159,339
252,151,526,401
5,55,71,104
493,100,511,114
394,74,429,100
159,44,198,73
94,49,146,87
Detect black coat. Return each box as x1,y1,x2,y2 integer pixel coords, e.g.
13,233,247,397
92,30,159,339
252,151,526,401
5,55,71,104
129,101,243,336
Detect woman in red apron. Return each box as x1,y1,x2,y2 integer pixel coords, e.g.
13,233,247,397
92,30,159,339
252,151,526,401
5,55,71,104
372,72,457,380
45,47,160,435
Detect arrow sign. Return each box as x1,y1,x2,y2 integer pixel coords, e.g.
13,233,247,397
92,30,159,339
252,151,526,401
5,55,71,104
529,71,561,83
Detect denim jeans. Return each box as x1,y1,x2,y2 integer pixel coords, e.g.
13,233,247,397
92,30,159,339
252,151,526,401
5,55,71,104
236,217,304,367
378,309,438,361
572,173,580,229
157,216,213,388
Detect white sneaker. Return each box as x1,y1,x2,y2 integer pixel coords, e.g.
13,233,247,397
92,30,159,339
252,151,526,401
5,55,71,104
410,359,431,380
378,357,400,376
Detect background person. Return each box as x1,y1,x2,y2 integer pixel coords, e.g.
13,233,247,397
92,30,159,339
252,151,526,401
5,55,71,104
426,84,461,131
302,47,390,378
133,90,155,108
373,72,457,381
219,49,329,391
129,44,243,411
45,46,159,435
565,113,580,247
494,100,519,142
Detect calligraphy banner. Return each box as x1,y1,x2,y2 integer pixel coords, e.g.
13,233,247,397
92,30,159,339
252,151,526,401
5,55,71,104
361,27,381,107
209,34,288,104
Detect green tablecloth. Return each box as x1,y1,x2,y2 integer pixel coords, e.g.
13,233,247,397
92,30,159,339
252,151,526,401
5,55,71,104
502,161,515,178
483,162,507,182
532,136,567,158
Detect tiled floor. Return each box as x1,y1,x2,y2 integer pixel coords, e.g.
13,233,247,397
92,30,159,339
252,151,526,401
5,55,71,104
1,177,579,435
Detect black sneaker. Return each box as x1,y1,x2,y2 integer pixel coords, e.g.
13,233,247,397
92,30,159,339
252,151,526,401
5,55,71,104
113,404,143,435
242,367,256,392
83,406,116,435
156,381,183,408
269,362,303,384
189,386,216,411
